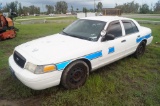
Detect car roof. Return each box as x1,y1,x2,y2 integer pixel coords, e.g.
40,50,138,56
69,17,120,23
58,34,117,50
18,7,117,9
81,16,131,22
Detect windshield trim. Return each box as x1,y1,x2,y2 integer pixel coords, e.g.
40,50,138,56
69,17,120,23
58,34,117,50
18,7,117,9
61,31,92,41
61,19,107,42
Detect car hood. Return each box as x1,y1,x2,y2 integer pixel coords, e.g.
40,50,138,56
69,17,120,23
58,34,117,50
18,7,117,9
15,33,99,65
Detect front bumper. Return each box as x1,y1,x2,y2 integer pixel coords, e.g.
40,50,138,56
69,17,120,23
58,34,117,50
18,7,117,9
9,55,62,90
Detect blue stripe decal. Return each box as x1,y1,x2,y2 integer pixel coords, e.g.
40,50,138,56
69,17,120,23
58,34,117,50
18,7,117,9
56,51,102,70
136,34,151,43
84,51,102,60
108,47,115,54
56,60,71,70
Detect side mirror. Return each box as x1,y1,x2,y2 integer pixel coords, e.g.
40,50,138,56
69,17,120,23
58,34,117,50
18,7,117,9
101,34,115,42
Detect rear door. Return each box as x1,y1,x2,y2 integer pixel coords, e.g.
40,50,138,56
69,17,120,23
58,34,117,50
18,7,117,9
121,20,140,55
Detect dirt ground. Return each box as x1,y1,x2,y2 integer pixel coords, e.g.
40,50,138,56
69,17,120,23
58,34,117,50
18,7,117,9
0,98,41,106
0,100,19,106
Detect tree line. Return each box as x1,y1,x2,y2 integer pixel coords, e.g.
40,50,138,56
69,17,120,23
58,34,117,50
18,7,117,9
1,0,103,15
82,2,103,13
1,1,68,15
2,1,40,15
115,0,160,14
1,0,160,15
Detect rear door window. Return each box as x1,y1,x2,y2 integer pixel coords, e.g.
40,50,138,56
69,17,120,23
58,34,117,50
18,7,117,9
122,20,139,35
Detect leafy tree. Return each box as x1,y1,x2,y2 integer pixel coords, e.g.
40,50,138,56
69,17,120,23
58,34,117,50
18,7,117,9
2,1,40,15
115,1,139,13
2,6,9,12
28,5,40,15
22,6,29,15
35,7,40,14
76,8,79,12
3,1,18,12
149,3,154,14
46,5,54,14
71,5,73,13
154,0,160,13
55,1,68,14
83,7,87,13
139,4,150,14
89,9,94,12
29,5,35,14
18,3,23,15
22,5,40,15
97,2,103,12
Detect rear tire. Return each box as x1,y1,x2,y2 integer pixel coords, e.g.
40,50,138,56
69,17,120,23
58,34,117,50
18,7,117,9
61,60,89,89
134,41,146,58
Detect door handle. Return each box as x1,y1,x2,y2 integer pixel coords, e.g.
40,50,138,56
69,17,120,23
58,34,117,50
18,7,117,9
137,35,141,37
121,40,126,43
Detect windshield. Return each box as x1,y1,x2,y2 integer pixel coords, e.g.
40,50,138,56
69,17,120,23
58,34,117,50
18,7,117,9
62,19,106,41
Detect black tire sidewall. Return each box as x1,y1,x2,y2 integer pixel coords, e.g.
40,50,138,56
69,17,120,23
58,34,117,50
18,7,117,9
61,60,89,89
135,41,146,58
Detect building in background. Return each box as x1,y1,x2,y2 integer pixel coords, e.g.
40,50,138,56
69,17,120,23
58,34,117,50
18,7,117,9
102,8,121,16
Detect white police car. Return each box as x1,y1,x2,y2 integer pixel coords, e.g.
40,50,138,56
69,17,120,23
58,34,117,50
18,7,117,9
9,16,153,90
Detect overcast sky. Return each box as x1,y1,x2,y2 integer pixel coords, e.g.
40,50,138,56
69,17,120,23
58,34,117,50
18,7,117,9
0,0,158,11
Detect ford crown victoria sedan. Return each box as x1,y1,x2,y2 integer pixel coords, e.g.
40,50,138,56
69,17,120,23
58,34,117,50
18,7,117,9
9,16,153,90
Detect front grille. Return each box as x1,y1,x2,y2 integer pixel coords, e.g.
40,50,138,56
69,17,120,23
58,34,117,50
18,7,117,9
13,51,26,68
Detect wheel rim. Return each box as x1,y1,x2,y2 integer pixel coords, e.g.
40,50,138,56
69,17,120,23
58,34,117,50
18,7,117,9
69,67,85,84
137,44,145,56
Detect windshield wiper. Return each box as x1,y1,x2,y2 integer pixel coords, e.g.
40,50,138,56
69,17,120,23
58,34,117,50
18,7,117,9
62,31,80,39
62,31,94,41
62,31,70,36
62,31,82,39
88,37,97,41
70,35,90,40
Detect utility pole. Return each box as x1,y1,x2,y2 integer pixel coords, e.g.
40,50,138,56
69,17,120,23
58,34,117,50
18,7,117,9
94,0,95,12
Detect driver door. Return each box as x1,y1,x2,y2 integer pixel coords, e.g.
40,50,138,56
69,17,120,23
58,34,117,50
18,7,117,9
100,20,127,65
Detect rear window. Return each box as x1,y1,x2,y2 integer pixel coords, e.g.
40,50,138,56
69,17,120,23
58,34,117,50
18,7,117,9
122,20,139,35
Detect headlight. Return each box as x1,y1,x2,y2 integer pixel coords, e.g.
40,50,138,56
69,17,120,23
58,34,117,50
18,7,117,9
25,62,57,74
25,62,37,73
35,65,57,74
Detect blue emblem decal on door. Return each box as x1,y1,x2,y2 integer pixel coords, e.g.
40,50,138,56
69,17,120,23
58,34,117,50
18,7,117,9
108,47,115,54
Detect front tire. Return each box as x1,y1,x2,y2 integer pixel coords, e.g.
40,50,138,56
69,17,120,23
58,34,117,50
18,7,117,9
61,60,89,89
134,41,146,58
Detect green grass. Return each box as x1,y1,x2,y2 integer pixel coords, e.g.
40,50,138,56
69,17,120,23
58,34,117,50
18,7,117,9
16,16,76,21
15,16,77,25
134,18,160,21
0,21,160,105
46,16,77,20
16,15,47,19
